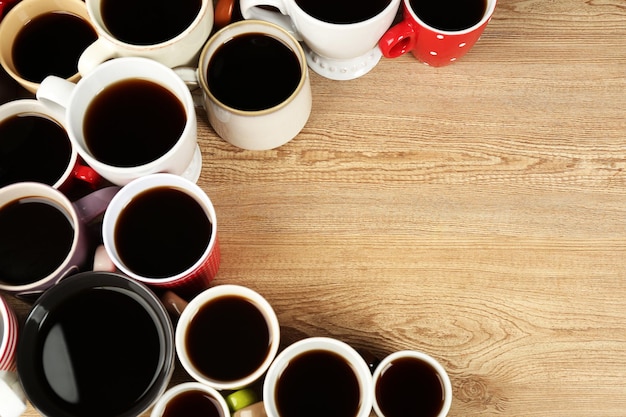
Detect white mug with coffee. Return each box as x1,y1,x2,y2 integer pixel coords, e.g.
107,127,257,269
36,57,202,186
78,0,213,75
263,337,373,417
239,0,400,80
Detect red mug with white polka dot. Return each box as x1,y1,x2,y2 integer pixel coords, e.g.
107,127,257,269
379,0,496,66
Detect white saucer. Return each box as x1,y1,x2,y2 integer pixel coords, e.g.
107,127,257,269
181,145,202,183
303,45,382,81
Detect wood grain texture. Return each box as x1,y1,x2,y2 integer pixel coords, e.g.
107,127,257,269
6,0,626,416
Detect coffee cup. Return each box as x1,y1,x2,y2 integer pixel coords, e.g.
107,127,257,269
0,294,27,417
77,0,213,76
36,57,202,186
176,20,311,150
150,382,231,417
379,0,497,66
239,0,400,80
102,173,220,297
17,271,176,417
0,182,119,298
0,0,97,93
0,99,100,192
171,284,280,391
263,337,373,417
372,350,452,417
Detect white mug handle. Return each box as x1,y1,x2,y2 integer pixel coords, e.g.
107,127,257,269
78,39,119,76
0,371,26,417
239,0,302,40
36,76,76,116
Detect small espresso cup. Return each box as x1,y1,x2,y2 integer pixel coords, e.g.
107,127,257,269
379,0,497,66
17,271,176,417
0,295,27,417
102,173,220,297
37,57,202,186
240,0,400,80
174,284,281,391
78,0,213,75
180,20,311,150
372,350,452,417
0,182,119,298
0,0,97,93
0,99,100,192
263,337,373,417
150,382,231,417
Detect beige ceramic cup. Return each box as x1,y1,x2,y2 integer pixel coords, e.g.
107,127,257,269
0,0,96,93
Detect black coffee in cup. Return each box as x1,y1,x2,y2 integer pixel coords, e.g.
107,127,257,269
18,272,175,417
0,197,74,285
83,78,186,167
375,356,445,417
0,114,72,187
275,349,361,417
114,186,212,278
101,0,202,45
295,0,393,24
162,389,225,417
206,33,301,111
12,12,97,82
409,0,487,31
185,295,272,382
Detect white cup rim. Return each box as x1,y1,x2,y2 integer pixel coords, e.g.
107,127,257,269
0,182,81,293
0,295,11,361
404,0,497,35
372,350,453,417
150,381,230,417
175,284,281,391
102,173,217,284
263,336,374,417
290,0,401,28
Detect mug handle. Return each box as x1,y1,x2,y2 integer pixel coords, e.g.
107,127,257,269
72,162,102,189
378,20,417,58
72,186,120,224
214,0,235,29
77,39,118,77
239,0,302,41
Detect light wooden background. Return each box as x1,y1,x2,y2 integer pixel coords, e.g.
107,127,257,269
5,0,626,415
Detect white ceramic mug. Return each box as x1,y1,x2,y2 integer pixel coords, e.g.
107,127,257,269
0,99,100,192
175,284,281,391
0,182,119,298
102,173,220,297
150,382,231,417
177,20,311,150
240,0,400,80
0,0,97,93
36,57,202,186
78,0,213,75
263,337,373,417
372,350,452,417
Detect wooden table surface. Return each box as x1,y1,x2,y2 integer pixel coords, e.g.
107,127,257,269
4,0,626,415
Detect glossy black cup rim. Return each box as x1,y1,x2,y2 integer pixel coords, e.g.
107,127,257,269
17,271,175,417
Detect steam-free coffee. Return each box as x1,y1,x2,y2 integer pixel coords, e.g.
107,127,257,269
375,356,445,417
0,197,73,285
207,33,301,111
0,114,71,187
275,349,361,417
295,0,392,24
185,295,271,382
114,186,211,278
12,12,97,82
409,0,487,31
162,390,225,417
101,0,202,45
84,79,186,167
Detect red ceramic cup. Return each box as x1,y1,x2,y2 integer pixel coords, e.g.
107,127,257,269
379,0,497,66
102,173,221,298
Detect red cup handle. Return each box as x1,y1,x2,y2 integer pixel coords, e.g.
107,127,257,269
379,20,417,59
73,163,101,189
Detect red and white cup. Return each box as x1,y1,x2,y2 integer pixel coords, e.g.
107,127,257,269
102,173,221,298
379,0,497,66
0,294,27,417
